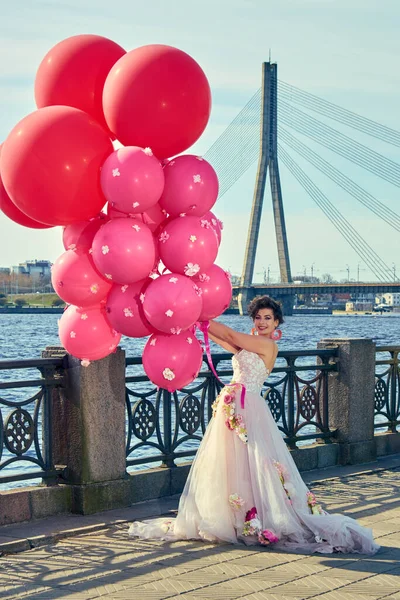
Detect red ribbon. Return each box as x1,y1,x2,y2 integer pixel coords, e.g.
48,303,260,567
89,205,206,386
196,321,246,408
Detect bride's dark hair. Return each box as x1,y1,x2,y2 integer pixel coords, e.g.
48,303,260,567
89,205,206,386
247,295,284,324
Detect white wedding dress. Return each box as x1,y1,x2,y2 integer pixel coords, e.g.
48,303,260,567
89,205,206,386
129,349,380,554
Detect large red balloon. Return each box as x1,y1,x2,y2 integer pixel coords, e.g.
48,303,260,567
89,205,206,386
0,106,113,226
0,144,52,229
0,172,51,229
35,34,126,133
103,45,211,159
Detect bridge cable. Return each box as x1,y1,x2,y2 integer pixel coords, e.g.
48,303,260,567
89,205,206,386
278,80,400,148
279,127,400,233
279,101,400,187
278,144,393,281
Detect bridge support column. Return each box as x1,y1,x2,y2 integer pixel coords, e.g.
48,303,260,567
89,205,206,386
238,288,255,316
278,295,294,317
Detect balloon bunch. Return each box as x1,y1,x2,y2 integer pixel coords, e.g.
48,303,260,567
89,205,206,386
0,34,233,391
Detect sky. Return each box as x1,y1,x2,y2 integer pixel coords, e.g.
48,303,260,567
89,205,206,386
0,0,399,282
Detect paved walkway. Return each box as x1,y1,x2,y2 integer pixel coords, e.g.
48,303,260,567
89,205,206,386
0,454,400,600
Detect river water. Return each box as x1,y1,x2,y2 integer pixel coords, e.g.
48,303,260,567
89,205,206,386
0,312,399,489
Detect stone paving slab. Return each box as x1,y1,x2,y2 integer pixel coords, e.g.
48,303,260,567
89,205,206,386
0,455,399,599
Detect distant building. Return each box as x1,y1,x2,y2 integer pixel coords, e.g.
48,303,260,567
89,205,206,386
0,267,10,275
10,260,52,278
377,293,400,307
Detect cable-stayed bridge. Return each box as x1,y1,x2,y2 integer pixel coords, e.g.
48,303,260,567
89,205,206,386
203,63,400,314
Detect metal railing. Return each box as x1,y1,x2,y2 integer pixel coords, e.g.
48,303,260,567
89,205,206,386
0,358,65,485
125,348,339,469
375,346,400,432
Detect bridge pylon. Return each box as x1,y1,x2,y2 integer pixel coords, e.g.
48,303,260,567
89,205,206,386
238,62,293,316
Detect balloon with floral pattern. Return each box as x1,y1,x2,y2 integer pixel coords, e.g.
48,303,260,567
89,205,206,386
100,146,165,216
158,155,218,218
143,330,203,392
91,218,156,284
142,273,202,334
59,304,121,362
158,215,219,278
51,249,112,307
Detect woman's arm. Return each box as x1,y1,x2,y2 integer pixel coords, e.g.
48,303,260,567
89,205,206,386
209,332,240,354
208,320,278,368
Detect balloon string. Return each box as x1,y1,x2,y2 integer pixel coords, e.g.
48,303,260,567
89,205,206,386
196,321,246,408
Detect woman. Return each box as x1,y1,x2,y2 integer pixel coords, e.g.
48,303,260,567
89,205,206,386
129,295,380,555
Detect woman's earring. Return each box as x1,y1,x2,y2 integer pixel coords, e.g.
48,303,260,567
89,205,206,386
251,327,258,336
271,328,282,341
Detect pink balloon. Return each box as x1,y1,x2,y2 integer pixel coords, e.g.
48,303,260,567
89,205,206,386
107,202,166,232
158,215,219,277
63,213,109,252
91,218,156,284
51,249,112,307
194,265,232,320
100,146,165,215
143,273,202,334
159,155,218,218
203,210,223,245
106,280,153,338
143,330,203,392
59,304,121,361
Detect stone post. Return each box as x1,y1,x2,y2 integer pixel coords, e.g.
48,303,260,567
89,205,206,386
317,338,376,465
42,346,129,514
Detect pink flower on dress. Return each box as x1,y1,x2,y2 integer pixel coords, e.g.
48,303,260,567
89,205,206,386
81,359,91,367
245,507,257,522
193,174,202,184
90,284,99,294
189,235,197,242
165,309,174,317
186,337,193,344
70,331,76,338
223,394,234,404
112,168,120,177
123,308,133,318
228,493,245,511
101,245,109,255
143,147,153,156
150,338,157,346
132,224,141,232
193,284,202,297
80,313,88,320
140,293,145,304
132,202,140,209
179,212,186,217
258,530,279,545
169,277,178,284
121,285,128,293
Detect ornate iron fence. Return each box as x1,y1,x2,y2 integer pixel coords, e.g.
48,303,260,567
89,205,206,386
125,348,339,469
0,358,65,485
375,346,400,432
